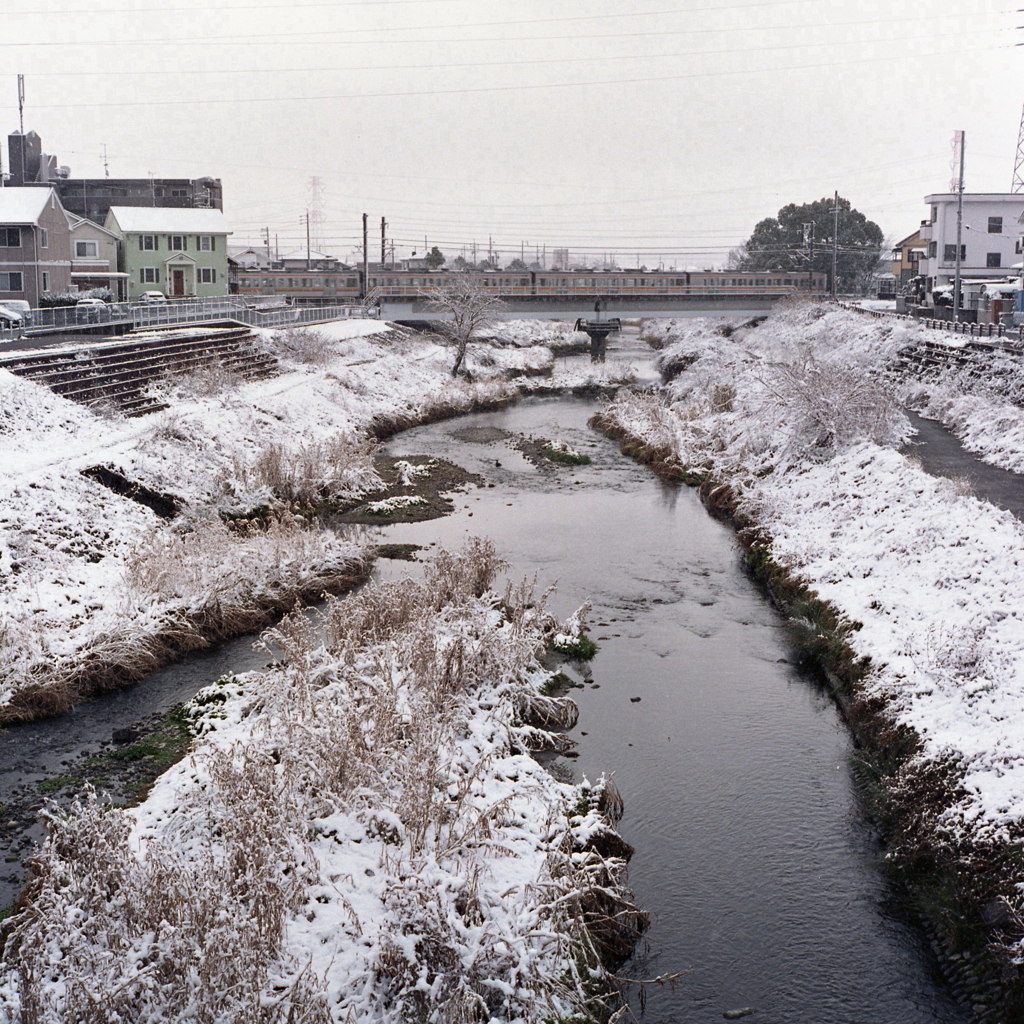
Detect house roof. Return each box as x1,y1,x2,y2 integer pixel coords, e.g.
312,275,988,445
0,186,59,225
279,248,336,261
68,214,121,240
106,207,231,234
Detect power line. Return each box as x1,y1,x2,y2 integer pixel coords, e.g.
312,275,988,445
13,42,1004,109
0,0,826,44
13,14,991,72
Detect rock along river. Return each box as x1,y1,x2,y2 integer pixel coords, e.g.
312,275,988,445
0,329,968,1022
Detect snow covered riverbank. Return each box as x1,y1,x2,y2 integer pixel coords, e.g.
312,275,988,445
597,303,1024,1006
0,320,570,720
0,540,644,1022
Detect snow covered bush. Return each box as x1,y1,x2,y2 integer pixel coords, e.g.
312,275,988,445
0,541,644,1022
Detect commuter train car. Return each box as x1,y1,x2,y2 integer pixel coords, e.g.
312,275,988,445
229,266,827,304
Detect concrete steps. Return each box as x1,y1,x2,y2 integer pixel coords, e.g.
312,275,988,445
0,329,279,416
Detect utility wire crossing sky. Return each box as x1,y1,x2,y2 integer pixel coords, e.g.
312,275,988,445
0,0,1019,266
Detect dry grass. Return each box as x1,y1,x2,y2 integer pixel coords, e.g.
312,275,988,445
275,328,337,366
2,541,643,1022
0,518,372,724
218,432,379,508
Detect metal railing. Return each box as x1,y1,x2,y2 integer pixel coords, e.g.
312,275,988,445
0,296,376,342
840,301,1024,350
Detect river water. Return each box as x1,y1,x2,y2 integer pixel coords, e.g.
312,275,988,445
0,331,968,1021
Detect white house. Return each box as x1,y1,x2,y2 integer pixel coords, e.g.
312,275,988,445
917,193,1024,291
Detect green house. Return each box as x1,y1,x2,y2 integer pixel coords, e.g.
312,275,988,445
105,207,231,299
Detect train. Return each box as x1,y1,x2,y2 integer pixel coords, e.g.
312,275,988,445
228,265,828,306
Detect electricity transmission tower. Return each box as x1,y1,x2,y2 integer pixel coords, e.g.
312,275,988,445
306,176,327,253
1013,102,1024,192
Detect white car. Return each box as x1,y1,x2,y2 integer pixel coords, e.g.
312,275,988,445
75,297,106,307
138,291,167,304
0,305,23,327
0,300,32,326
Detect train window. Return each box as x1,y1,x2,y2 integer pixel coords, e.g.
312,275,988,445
539,278,547,285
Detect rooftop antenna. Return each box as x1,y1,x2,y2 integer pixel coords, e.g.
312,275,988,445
1013,100,1024,192
17,74,25,134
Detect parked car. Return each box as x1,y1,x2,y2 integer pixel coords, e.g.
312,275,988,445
0,305,24,328
138,291,167,304
75,297,108,323
0,300,32,326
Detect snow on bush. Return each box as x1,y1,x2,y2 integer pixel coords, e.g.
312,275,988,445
597,302,1024,855
0,542,643,1022
490,318,588,350
0,324,527,719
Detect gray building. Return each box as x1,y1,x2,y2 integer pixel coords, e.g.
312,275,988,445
4,130,222,226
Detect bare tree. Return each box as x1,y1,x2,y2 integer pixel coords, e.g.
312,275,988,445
423,276,507,377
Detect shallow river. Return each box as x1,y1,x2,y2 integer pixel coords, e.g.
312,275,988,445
0,332,969,1022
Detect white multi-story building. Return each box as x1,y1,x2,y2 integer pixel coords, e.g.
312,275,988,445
917,193,1024,291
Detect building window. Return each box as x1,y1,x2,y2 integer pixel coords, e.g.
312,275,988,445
0,227,20,247
75,240,99,258
140,268,159,283
139,235,157,250
41,271,49,291
198,235,213,251
39,229,48,248
199,268,216,283
0,272,23,290
987,252,1002,268
943,244,966,262
929,241,937,258
153,187,164,197
171,189,188,198
170,235,186,251
988,217,1003,234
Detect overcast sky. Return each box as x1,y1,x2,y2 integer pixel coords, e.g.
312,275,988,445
1,0,1019,267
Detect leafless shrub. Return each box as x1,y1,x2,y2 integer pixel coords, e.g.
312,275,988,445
219,432,379,506
276,327,336,366
5,542,640,1021
756,347,908,459
423,276,508,377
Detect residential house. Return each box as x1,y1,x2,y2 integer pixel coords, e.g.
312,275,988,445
228,246,275,270
917,193,1024,293
68,215,127,299
890,229,927,291
0,186,72,306
105,207,231,299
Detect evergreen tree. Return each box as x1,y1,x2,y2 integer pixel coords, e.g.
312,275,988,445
741,196,884,294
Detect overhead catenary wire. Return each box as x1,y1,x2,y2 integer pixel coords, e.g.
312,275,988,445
8,41,1005,109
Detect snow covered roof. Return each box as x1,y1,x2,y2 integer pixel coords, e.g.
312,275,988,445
106,207,231,234
0,186,59,225
279,248,337,261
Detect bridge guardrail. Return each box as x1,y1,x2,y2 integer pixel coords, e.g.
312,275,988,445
0,297,375,342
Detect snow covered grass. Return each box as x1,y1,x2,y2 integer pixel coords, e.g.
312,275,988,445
0,541,643,1022
594,302,1024,988
0,322,549,720
490,318,589,352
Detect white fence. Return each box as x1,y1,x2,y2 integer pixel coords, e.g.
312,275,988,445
0,296,375,342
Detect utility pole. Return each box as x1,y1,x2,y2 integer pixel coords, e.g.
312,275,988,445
362,213,369,297
17,75,25,134
831,191,839,300
102,144,109,179
381,216,386,266
305,211,311,270
262,226,270,260
953,130,965,325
